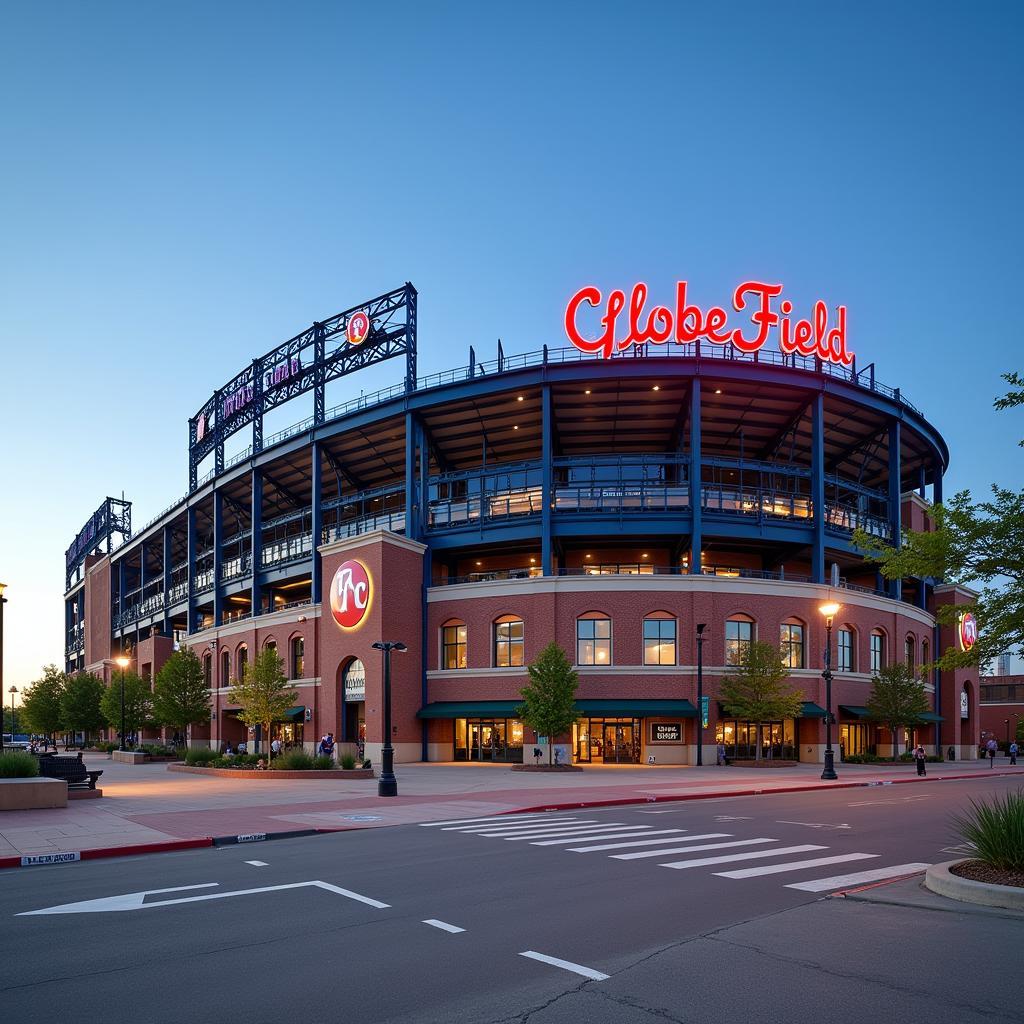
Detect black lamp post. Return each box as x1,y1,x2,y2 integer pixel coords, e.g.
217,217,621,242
116,655,130,751
9,686,18,741
372,640,407,797
695,624,707,766
0,583,6,755
1005,719,1010,749
820,603,840,781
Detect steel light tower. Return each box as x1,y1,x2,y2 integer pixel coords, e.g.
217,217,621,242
372,640,407,797
819,603,840,781
115,655,131,751
695,624,707,766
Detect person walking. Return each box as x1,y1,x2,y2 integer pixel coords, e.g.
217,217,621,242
986,737,998,767
1010,740,1018,766
913,744,927,777
716,741,727,766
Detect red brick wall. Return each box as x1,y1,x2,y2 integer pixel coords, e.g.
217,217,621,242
84,555,111,670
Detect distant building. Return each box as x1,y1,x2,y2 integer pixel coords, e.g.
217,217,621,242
979,673,1023,746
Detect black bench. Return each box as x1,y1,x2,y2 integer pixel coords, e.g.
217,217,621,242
37,755,103,790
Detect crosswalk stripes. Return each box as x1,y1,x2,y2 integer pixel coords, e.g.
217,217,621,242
418,813,931,893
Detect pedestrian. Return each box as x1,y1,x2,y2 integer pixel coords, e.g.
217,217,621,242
1010,740,1018,766
987,737,998,767
913,744,927,777
271,737,282,756
717,741,726,766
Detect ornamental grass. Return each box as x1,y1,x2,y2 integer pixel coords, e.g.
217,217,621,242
953,791,1024,873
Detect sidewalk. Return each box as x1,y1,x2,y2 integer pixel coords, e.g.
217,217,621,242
2,755,1021,865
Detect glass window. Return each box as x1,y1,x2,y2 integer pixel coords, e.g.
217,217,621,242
643,617,677,665
904,635,915,672
291,636,304,679
921,639,929,672
725,617,754,665
203,653,212,687
577,616,612,665
870,631,886,673
837,629,854,672
494,617,524,667
780,621,804,669
237,645,248,680
220,650,230,686
442,623,468,669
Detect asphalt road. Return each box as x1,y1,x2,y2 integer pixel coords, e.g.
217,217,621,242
2,776,1022,1024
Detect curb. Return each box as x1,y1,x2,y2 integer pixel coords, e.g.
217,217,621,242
925,860,1024,911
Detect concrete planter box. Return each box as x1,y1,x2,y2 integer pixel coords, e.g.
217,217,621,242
728,759,799,768
168,765,375,780
112,751,181,764
0,777,67,810
925,861,1024,911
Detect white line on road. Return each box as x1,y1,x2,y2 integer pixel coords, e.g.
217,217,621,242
568,833,730,853
244,861,269,867
463,819,592,834
420,814,552,827
611,838,776,861
661,845,827,870
498,825,639,841
784,863,931,892
714,853,878,879
531,829,685,846
520,951,609,982
776,821,851,830
423,919,466,934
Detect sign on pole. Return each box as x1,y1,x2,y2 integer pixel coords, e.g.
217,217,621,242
700,696,710,729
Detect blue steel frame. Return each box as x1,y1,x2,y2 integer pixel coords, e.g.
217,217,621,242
65,497,132,590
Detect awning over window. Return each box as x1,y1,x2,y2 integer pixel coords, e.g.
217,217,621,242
417,699,697,719
283,706,306,721
917,711,944,723
800,702,828,718
839,705,871,719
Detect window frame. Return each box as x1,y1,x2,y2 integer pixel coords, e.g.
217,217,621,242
780,619,805,669
442,622,468,670
643,614,677,666
576,613,612,666
291,636,304,680
836,627,855,672
725,616,755,665
870,630,886,673
494,616,525,668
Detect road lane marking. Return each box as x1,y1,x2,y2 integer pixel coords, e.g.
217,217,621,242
531,829,686,846
423,919,465,933
463,819,592,834
713,815,753,821
245,861,269,867
569,833,731,853
785,863,931,892
420,814,553,827
661,844,826,870
498,825,638,841
714,853,878,879
776,821,851,830
520,951,609,982
612,838,777,861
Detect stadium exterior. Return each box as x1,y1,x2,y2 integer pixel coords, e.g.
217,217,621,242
63,281,982,764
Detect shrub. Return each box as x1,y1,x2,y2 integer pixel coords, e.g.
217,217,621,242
185,747,218,766
276,750,315,771
0,751,40,778
314,755,335,771
100,742,117,753
843,753,886,764
954,792,1024,872
339,753,356,771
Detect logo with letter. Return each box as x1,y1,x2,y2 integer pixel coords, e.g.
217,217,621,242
330,559,372,630
958,611,978,652
346,310,371,346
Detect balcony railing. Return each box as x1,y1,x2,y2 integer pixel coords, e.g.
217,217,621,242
261,532,313,569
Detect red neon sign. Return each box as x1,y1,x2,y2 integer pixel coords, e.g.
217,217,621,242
958,612,978,652
564,281,853,366
346,310,370,346
330,559,372,630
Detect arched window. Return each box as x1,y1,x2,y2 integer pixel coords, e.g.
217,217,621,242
203,651,212,687
725,615,755,665
494,615,524,667
264,638,277,653
905,634,915,673
837,626,855,672
921,638,929,673
220,649,230,687
643,612,677,666
577,612,612,666
237,644,248,680
441,620,467,670
291,636,304,679
870,629,887,673
342,658,365,702
780,618,805,669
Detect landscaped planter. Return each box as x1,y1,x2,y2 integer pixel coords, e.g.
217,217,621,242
168,765,375,779
112,750,182,764
925,860,1024,911
0,778,67,810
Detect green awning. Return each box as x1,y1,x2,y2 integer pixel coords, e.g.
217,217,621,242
284,706,306,721
800,702,828,718
839,705,871,719
417,699,697,719
917,711,944,723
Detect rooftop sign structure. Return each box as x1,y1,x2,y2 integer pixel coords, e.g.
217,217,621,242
65,497,132,588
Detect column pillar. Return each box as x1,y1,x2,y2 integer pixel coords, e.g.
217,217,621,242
541,383,553,575
311,443,323,604
933,461,943,507
162,525,172,636
186,506,196,635
213,491,224,626
811,392,825,584
888,419,902,601
251,469,263,618
689,379,702,574
404,412,416,540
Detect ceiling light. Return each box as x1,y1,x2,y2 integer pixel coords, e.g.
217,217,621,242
585,389,591,395
475,561,482,566
513,425,519,430
517,396,524,402
652,385,660,391
642,553,648,558
585,553,592,559
530,557,536,564
714,389,722,395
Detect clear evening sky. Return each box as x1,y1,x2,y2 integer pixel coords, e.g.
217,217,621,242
1,1,1022,692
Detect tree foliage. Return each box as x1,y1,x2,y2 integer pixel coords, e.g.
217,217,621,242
100,671,155,740
517,642,579,765
60,673,106,739
229,648,297,758
719,640,804,761
865,663,930,760
19,665,68,740
153,648,210,744
854,372,1024,672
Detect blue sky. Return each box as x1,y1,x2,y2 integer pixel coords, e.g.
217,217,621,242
1,1,1022,690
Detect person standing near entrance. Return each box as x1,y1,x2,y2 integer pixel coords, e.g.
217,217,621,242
1010,740,1018,766
913,745,927,777
986,737,998,767
717,740,726,766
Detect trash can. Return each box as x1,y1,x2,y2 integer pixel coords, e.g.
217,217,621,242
947,746,955,762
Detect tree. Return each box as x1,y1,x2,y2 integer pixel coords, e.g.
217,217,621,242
153,648,210,748
854,372,1024,672
60,673,106,744
719,641,804,762
100,671,155,744
865,663,930,761
516,642,578,766
229,648,297,759
20,665,67,743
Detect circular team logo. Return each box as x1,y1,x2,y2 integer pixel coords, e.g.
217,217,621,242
330,559,372,630
958,611,978,652
346,311,371,346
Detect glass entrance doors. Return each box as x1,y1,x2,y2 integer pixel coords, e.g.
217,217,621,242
454,718,524,762
573,718,642,764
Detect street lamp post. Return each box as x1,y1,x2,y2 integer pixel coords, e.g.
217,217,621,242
1005,719,1011,749
695,624,707,766
0,583,6,755
9,686,18,742
372,640,407,797
819,602,840,781
115,655,131,751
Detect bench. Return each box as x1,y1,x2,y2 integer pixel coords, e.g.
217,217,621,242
37,755,103,790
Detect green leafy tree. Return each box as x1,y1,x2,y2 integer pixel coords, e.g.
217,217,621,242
720,641,804,762
100,671,155,744
516,642,578,766
153,648,210,748
19,665,68,743
865,663,930,761
60,673,106,744
229,648,297,759
854,372,1024,672
1016,719,1024,746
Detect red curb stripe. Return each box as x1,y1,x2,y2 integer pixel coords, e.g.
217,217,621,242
79,838,213,861
831,869,928,897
